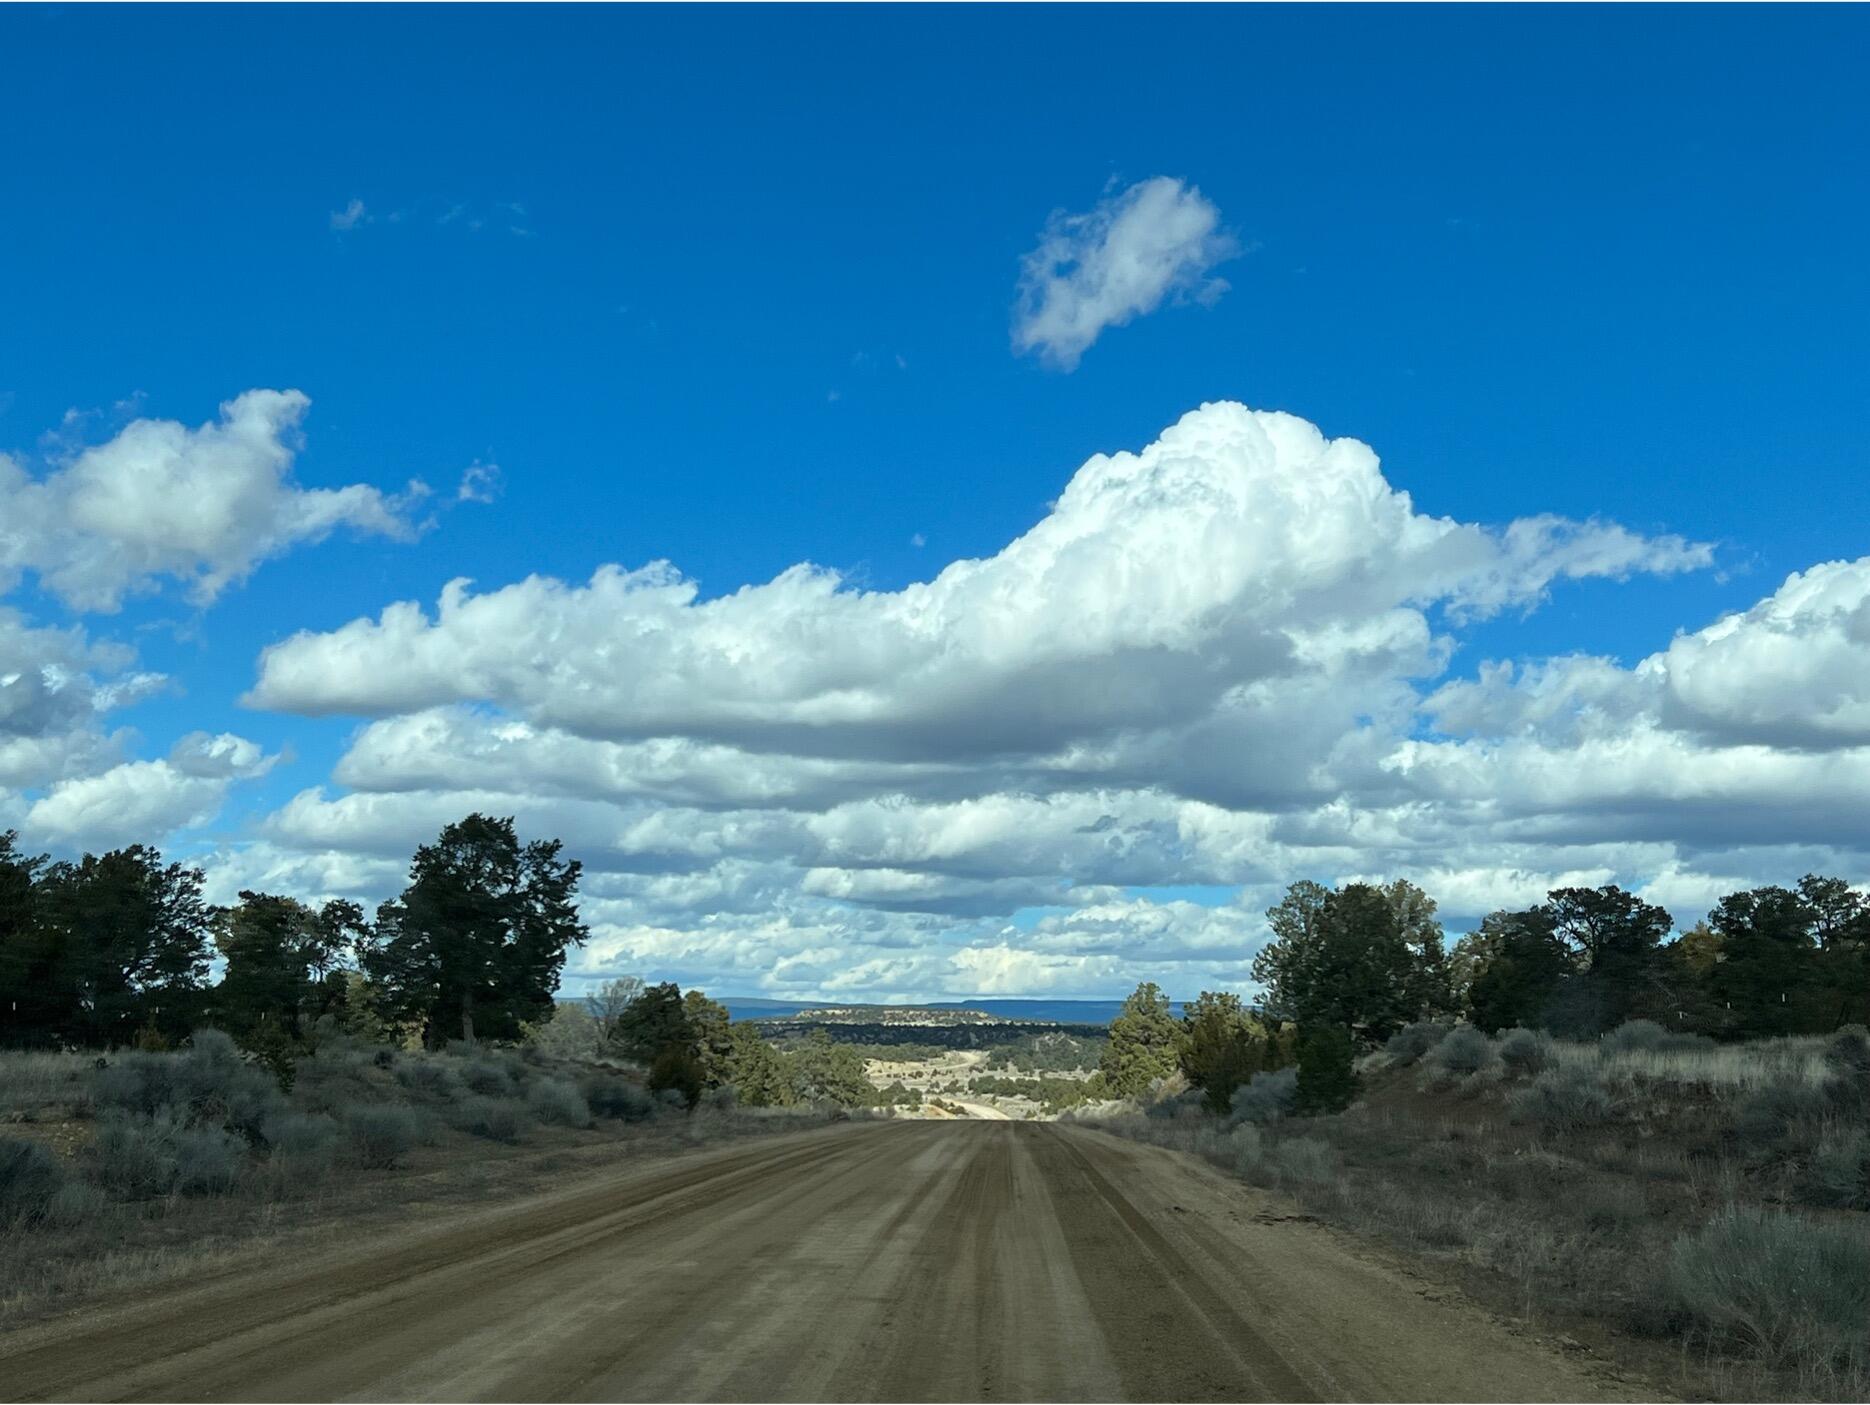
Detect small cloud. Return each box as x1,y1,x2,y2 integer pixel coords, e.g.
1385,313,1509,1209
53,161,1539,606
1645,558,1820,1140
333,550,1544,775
1012,176,1238,372
457,460,502,505
894,353,908,371
910,533,926,548
826,390,841,404
330,198,370,233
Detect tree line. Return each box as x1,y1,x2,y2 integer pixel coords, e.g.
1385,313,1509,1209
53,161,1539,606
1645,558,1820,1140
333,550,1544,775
1098,875,1870,1117
0,814,587,1054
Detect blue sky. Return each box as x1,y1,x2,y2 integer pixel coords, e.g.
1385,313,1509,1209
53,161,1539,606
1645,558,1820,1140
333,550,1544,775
3,6,1867,999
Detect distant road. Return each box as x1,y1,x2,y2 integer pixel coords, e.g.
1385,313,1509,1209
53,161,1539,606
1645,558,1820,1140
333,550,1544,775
0,1123,1640,1402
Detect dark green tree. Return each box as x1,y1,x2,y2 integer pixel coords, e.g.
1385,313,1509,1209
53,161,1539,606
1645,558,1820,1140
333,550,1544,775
1294,1023,1357,1114
1707,886,1825,1036
1465,908,1573,1034
725,1022,796,1106
215,891,366,1041
1385,879,1454,1019
683,989,734,1086
25,846,214,1046
1099,982,1184,1096
0,832,52,1046
363,814,586,1046
791,1028,872,1105
610,982,692,1062
1253,882,1419,1042
1544,886,1673,1035
1178,991,1268,1115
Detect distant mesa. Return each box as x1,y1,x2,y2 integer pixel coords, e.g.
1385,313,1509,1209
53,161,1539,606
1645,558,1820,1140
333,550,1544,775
777,1005,1011,1027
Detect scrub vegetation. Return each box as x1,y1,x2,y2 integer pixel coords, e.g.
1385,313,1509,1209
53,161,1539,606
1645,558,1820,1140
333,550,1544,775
1082,871,1870,1402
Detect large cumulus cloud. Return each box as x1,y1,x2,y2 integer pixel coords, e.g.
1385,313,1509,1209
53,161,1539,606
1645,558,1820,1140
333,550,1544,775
231,401,1867,1000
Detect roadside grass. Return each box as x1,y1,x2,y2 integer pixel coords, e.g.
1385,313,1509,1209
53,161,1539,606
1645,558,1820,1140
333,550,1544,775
1088,1023,1870,1403
0,1035,864,1329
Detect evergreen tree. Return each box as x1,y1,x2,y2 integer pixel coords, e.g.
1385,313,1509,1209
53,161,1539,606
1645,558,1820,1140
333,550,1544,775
24,846,214,1046
215,891,366,1041
1099,982,1184,1096
1178,991,1268,1114
1253,882,1419,1042
1465,908,1572,1034
1544,886,1673,1035
1294,1023,1356,1114
363,814,586,1046
610,982,692,1062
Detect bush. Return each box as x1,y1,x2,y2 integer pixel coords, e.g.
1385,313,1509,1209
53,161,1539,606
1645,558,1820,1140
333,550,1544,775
261,1112,339,1180
654,1087,690,1112
90,1114,181,1197
449,1096,526,1143
526,1079,591,1128
1225,1123,1265,1177
1508,1064,1613,1129
94,1030,283,1138
174,1127,245,1195
1807,1127,1870,1210
1272,1136,1339,1188
1497,1027,1553,1077
1736,1077,1832,1142
1228,1068,1297,1125
1667,1208,1870,1368
585,1079,655,1121
1600,1020,1670,1056
648,1046,703,1109
1424,1026,1494,1077
342,1106,420,1169
394,1059,465,1101
1,1137,70,1226
460,1057,518,1098
1826,1026,1870,1078
1385,1022,1451,1066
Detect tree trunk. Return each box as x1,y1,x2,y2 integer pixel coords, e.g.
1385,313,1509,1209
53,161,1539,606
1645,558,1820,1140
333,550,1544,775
461,990,475,1044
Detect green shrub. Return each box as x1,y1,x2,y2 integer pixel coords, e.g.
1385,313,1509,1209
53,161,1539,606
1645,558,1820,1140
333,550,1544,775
1736,1077,1832,1142
1807,1127,1870,1209
1497,1027,1553,1077
1667,1208,1870,1368
1826,1026,1870,1078
1384,1022,1452,1066
526,1079,591,1128
1271,1135,1339,1187
394,1059,464,1101
648,1046,703,1109
460,1057,518,1097
1,1137,70,1226
90,1114,181,1197
449,1096,526,1143
1600,1020,1669,1056
342,1106,420,1169
174,1127,245,1195
1508,1064,1613,1129
1424,1026,1493,1077
1228,1067,1296,1125
261,1112,339,1180
94,1030,283,1138
585,1078,655,1121
1225,1123,1265,1177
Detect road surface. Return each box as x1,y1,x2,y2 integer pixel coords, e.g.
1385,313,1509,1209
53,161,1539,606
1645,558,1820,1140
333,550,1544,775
0,1121,1639,1402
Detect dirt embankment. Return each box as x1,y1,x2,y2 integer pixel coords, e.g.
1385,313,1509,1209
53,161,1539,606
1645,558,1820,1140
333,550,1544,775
0,1121,1650,1402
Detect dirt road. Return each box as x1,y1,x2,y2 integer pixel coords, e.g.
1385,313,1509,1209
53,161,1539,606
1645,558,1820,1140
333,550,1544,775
0,1122,1641,1402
